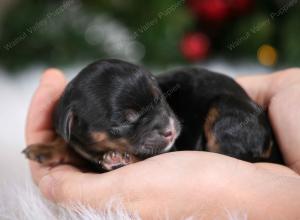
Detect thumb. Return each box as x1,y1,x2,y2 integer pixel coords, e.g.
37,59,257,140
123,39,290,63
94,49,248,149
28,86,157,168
37,165,118,208
25,68,67,145
26,68,67,184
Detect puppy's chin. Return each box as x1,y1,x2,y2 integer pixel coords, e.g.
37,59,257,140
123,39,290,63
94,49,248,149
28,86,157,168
131,142,176,158
131,124,181,158
132,148,165,158
161,138,176,153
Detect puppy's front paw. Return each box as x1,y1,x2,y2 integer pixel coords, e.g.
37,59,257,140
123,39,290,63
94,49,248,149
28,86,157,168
101,151,136,171
22,144,64,166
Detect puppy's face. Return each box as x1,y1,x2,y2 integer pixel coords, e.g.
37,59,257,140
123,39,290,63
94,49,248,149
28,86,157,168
105,71,181,157
108,87,181,157
70,60,181,158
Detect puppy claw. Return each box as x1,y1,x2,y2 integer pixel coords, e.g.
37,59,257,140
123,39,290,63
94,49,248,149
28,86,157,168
124,153,130,160
103,153,107,160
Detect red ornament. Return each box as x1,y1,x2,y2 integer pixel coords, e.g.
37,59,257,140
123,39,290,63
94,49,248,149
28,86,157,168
231,0,253,14
187,0,231,22
180,32,210,61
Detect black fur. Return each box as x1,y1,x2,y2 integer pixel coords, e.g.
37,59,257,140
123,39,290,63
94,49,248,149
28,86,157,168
53,59,283,167
54,59,181,162
158,68,283,163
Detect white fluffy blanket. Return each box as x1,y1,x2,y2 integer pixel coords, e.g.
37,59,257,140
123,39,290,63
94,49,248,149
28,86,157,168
0,179,248,220
0,179,141,220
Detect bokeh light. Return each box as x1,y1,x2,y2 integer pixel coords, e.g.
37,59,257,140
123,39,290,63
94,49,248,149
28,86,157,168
257,44,278,66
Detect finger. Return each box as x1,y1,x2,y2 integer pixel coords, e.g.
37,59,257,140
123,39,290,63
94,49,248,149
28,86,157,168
255,162,298,177
235,74,273,107
25,68,67,145
36,164,83,202
236,69,300,107
25,69,67,184
269,84,300,174
36,164,118,208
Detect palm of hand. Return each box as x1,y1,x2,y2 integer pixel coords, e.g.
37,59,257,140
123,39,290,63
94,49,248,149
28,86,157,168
26,68,300,219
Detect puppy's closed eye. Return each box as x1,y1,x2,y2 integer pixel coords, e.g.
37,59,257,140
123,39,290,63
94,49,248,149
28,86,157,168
125,109,140,123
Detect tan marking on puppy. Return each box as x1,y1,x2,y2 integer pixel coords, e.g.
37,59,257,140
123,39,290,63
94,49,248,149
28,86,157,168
90,132,130,152
204,107,220,153
91,132,108,142
261,140,273,159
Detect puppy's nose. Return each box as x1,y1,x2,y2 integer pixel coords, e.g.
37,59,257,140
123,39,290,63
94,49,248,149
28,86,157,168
161,130,175,143
162,130,173,138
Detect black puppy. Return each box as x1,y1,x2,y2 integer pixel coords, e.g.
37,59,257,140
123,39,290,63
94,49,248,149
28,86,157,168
24,59,181,171
158,68,283,163
23,59,283,171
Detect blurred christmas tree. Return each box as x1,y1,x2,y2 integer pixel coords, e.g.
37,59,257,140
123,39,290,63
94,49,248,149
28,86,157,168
183,0,300,67
0,0,299,73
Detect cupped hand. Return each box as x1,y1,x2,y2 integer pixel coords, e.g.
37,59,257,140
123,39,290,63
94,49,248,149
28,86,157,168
26,69,300,219
236,68,300,174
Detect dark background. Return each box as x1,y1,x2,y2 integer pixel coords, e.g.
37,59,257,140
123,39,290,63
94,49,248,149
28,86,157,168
1,0,300,73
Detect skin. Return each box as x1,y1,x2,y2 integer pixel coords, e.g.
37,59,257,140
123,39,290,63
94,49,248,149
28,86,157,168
26,68,300,219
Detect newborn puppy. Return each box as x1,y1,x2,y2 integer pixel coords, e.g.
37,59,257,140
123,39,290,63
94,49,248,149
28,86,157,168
158,68,283,163
24,59,181,171
23,59,283,171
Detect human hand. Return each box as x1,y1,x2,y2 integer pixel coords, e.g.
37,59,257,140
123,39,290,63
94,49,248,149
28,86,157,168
26,69,300,219
236,68,300,174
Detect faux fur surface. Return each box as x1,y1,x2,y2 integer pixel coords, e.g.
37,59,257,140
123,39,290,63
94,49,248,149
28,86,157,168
0,178,249,220
0,179,141,220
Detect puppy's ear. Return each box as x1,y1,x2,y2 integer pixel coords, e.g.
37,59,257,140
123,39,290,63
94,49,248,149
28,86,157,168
61,109,74,142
